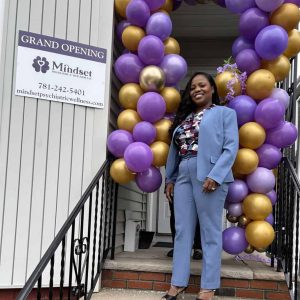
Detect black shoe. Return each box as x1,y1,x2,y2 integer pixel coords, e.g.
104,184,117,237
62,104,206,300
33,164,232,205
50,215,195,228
161,286,186,299
167,249,173,258
192,249,203,260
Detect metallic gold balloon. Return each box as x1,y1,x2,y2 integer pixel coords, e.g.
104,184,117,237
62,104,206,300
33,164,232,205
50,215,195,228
255,247,266,253
261,55,291,82
150,141,170,167
270,3,300,32
239,122,266,150
242,193,273,221
215,71,242,99
226,213,238,223
157,9,170,15
119,83,144,110
161,87,181,113
161,0,173,12
245,221,275,249
283,29,300,58
246,69,275,100
244,244,255,254
122,26,145,52
164,37,181,55
233,171,246,180
154,119,172,144
238,215,251,227
117,109,141,132
110,158,135,184
115,0,131,18
139,66,166,92
233,148,259,175
272,168,278,178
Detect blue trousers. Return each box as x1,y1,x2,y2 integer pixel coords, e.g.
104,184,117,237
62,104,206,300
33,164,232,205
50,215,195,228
171,157,228,289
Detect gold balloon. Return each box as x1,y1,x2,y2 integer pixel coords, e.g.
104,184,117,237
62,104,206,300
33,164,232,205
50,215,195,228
215,71,242,99
242,193,273,221
284,29,300,58
245,221,275,249
272,168,278,178
244,244,255,254
150,141,170,167
164,37,181,55
122,26,145,52
139,66,166,92
238,215,251,227
261,55,291,82
239,122,266,150
233,169,246,180
270,3,300,32
226,213,238,223
155,119,172,144
119,83,144,110
161,87,181,113
246,69,275,100
110,158,135,184
233,148,259,175
161,0,173,12
117,109,141,132
115,0,131,18
157,9,170,15
255,247,266,253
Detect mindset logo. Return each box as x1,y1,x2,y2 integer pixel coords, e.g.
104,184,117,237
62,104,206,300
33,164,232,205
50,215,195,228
32,56,50,73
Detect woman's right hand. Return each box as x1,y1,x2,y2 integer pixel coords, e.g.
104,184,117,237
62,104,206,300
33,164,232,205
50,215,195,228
165,183,174,203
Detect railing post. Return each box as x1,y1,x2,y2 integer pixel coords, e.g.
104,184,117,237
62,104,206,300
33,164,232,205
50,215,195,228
111,182,119,260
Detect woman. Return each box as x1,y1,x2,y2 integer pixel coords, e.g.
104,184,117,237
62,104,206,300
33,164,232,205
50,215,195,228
162,72,238,300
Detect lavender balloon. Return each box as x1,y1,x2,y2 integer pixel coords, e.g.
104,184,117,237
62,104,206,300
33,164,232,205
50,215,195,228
144,0,165,11
107,130,133,157
255,0,284,12
239,8,269,41
232,36,254,58
126,0,150,27
115,53,144,84
124,142,153,173
136,166,162,192
284,0,300,6
236,49,261,74
146,12,172,41
228,203,243,217
213,0,226,7
228,95,257,126
266,190,277,206
138,35,165,65
265,214,274,225
271,88,290,110
225,0,256,14
257,144,282,169
227,180,249,203
116,20,131,41
223,227,248,255
137,92,166,123
255,25,288,60
266,121,298,148
160,54,187,85
247,167,275,194
133,121,157,145
254,98,285,130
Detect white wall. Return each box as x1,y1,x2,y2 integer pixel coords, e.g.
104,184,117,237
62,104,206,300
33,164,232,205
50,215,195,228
0,0,114,287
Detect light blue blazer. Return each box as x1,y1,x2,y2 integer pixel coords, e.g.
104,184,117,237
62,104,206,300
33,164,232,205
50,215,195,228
165,106,239,185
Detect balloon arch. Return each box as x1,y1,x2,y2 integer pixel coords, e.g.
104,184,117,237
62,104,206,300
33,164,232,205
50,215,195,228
108,0,300,255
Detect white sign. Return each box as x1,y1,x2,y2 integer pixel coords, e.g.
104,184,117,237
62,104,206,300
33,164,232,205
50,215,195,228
15,31,107,109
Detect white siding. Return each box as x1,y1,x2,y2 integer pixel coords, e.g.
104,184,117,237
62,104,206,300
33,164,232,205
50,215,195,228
0,0,114,287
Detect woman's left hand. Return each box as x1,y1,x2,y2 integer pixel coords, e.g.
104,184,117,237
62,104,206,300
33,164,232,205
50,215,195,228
202,178,218,193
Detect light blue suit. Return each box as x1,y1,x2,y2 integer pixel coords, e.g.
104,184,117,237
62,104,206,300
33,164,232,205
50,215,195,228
165,106,238,289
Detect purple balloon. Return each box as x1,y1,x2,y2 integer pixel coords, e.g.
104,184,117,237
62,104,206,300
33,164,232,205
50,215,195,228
138,35,165,65
213,0,226,7
265,214,274,225
228,203,243,217
266,190,277,206
247,167,275,194
184,0,198,5
173,0,183,10
239,8,269,41
255,0,284,12
228,95,257,126
257,144,282,169
133,121,157,145
144,0,165,11
226,0,256,14
254,98,285,129
137,92,166,123
124,142,153,172
227,180,249,203
266,121,298,148
146,12,172,41
255,25,288,60
223,227,248,255
236,49,261,74
136,166,162,192
285,0,300,6
115,53,144,84
116,20,131,41
126,0,150,27
159,54,187,85
271,88,290,110
107,130,133,157
232,36,255,58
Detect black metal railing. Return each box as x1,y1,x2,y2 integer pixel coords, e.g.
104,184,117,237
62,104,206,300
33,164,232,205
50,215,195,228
17,158,118,300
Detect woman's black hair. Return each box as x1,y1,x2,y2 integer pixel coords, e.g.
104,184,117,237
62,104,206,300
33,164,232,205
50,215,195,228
169,71,220,137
